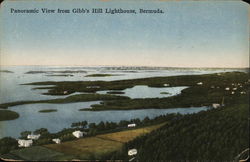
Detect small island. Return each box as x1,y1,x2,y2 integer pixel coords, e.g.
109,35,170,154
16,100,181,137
160,92,171,95
25,70,87,74
0,72,249,111
85,74,119,77
0,110,19,121
0,70,14,73
46,74,74,77
78,108,91,111
107,91,125,94
39,109,57,113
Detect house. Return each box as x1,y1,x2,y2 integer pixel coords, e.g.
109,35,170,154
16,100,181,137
27,134,40,140
63,91,68,94
18,139,33,147
163,83,169,87
128,123,136,128
212,103,220,109
225,87,230,91
52,138,61,144
231,91,235,94
210,85,215,89
197,82,203,85
240,91,246,95
128,149,137,156
233,88,237,90
72,130,84,138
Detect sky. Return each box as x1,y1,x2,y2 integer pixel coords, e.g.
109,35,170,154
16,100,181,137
0,0,249,68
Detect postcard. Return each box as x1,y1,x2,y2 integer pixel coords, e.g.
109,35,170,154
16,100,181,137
0,0,249,161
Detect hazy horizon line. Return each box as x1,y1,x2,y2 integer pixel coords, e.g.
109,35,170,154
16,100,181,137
0,64,249,69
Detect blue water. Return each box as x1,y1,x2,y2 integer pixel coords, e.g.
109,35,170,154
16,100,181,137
0,66,245,138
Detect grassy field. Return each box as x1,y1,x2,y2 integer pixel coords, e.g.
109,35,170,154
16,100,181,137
44,123,165,160
1,146,75,161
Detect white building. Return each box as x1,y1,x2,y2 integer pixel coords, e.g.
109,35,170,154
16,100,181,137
128,123,136,128
27,134,40,140
212,103,221,109
52,138,61,144
72,130,84,138
231,91,235,94
197,82,203,85
233,88,237,90
63,91,68,94
225,87,230,91
18,139,33,147
128,149,137,156
163,83,169,87
240,91,246,95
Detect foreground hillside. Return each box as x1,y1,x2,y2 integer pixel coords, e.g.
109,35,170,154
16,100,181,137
112,103,249,161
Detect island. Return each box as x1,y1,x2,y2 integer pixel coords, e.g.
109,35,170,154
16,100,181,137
38,109,57,113
0,70,14,73
0,72,249,112
0,71,248,161
25,70,87,74
85,74,119,77
0,110,19,121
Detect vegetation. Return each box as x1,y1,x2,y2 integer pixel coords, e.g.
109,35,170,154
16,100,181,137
45,74,73,77
25,70,87,74
0,110,19,121
25,72,248,95
0,71,249,160
0,113,170,156
0,137,18,155
78,108,91,111
0,94,129,109
1,146,74,161
111,104,249,161
107,91,125,94
160,92,171,94
1,72,248,111
45,123,164,160
85,74,118,77
0,70,13,73
39,109,57,113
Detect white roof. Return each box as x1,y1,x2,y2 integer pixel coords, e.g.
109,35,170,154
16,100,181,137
18,139,33,147
128,149,137,156
52,138,61,143
27,134,40,140
73,130,83,134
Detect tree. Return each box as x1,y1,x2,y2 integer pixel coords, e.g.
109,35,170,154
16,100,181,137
80,121,88,128
97,121,105,130
0,137,18,155
89,123,96,129
143,117,150,124
34,128,49,135
20,131,31,139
